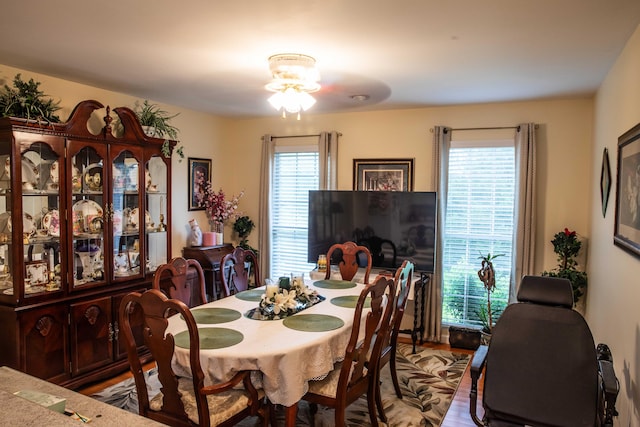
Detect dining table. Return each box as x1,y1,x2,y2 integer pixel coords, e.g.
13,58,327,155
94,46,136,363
165,278,370,426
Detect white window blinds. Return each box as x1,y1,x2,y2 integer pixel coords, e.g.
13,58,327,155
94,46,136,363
271,149,319,278
442,140,515,329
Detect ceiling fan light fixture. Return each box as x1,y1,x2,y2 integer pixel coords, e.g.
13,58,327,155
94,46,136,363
265,53,321,119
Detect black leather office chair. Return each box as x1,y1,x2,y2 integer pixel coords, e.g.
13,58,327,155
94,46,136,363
469,275,619,427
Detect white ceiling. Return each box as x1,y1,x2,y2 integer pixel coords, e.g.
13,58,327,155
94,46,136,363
1,0,639,118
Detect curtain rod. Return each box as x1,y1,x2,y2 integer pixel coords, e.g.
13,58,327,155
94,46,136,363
429,125,538,133
266,132,343,140
271,134,321,139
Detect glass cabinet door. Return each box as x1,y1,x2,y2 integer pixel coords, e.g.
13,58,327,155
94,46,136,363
70,146,106,288
21,142,63,296
145,155,168,273
111,149,143,281
0,139,11,297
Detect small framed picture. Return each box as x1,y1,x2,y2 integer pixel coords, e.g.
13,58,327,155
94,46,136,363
353,158,414,191
188,158,211,211
25,260,49,287
614,122,640,257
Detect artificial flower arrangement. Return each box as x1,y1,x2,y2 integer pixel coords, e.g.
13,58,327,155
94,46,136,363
196,181,244,228
256,276,323,320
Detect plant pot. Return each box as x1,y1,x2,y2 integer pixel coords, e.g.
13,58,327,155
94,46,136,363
448,326,482,350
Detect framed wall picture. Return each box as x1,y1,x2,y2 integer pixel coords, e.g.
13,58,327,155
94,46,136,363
353,158,414,191
601,147,611,218
614,122,640,257
188,158,211,211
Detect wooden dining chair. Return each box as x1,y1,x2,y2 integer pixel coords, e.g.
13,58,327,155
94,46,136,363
152,257,207,308
302,275,396,426
119,289,269,427
325,241,373,284
372,260,415,422
219,246,261,297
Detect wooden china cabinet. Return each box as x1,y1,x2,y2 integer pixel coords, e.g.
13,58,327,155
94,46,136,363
0,100,174,389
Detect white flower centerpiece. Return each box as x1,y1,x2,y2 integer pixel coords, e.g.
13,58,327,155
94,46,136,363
256,276,323,320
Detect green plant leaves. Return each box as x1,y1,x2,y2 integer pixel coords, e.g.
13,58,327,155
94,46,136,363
0,74,61,123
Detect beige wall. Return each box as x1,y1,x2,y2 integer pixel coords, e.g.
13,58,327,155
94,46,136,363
222,99,594,274
591,23,640,426
0,63,594,274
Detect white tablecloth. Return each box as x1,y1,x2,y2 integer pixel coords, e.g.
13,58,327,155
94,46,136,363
166,280,368,407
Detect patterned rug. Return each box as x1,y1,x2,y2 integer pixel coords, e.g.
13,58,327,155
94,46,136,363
92,343,469,426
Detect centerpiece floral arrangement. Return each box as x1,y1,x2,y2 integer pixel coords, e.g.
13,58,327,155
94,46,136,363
196,181,244,230
257,277,323,320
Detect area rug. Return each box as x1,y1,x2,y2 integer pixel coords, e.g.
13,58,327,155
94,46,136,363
92,343,470,426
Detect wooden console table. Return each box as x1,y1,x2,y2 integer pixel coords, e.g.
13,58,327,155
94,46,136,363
182,244,234,301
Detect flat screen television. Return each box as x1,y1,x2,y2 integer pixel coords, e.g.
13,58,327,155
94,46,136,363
308,190,437,273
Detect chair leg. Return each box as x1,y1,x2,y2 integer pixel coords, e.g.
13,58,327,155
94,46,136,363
390,351,402,398
373,370,387,422
368,389,381,426
267,402,277,427
334,405,347,427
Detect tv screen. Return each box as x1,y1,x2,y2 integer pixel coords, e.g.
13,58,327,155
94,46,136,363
308,190,437,273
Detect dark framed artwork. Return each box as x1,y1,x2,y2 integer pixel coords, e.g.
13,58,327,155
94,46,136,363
188,158,211,211
614,123,640,257
353,158,414,191
601,148,611,218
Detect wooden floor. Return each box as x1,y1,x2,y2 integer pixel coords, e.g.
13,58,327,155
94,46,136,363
78,339,484,426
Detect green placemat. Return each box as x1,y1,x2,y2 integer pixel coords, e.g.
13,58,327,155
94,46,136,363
187,308,241,324
234,289,264,302
313,279,356,289
330,295,371,309
283,314,345,332
174,327,244,349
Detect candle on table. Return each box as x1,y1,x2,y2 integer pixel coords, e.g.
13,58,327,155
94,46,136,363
265,283,279,299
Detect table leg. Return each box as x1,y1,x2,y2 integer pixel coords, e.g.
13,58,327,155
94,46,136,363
284,403,298,427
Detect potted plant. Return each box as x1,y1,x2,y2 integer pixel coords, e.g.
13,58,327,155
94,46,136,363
133,100,184,161
0,74,61,123
477,252,504,335
542,227,587,306
233,215,258,254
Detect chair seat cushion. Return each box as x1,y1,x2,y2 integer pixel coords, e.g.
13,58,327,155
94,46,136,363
149,377,251,425
308,362,345,398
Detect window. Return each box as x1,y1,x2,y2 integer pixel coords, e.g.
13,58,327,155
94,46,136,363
270,147,319,278
442,140,515,329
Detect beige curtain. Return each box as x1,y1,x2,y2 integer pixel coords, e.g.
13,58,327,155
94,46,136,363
319,131,339,190
258,134,275,278
511,123,537,300
258,132,339,278
428,126,451,342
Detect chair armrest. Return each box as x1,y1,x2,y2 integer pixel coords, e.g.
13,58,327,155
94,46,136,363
597,343,619,426
470,344,488,380
469,344,488,427
599,359,619,396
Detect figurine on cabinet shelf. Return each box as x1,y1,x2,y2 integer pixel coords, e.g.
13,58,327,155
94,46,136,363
188,218,202,246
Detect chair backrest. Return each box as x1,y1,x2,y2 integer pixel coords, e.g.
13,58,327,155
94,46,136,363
483,275,598,426
325,241,373,284
119,289,207,426
152,257,207,307
220,247,260,297
390,260,414,342
375,260,414,367
336,275,395,402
